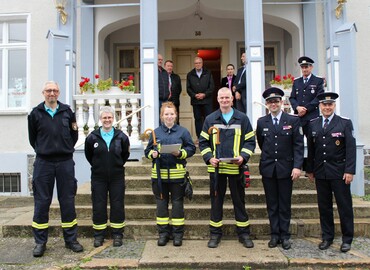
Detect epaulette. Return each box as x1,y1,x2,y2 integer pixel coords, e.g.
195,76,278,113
340,116,350,120
293,76,302,81
316,75,323,78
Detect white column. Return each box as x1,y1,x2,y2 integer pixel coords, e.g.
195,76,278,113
86,99,95,133
119,98,129,135
130,98,140,143
75,99,85,146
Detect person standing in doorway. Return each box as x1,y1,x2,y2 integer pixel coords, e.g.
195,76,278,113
256,87,304,250
186,56,215,140
233,53,247,113
221,63,236,102
306,92,356,253
28,81,83,257
289,56,324,136
158,54,170,113
164,60,182,123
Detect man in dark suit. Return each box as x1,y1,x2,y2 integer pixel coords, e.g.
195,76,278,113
233,53,247,113
221,64,236,110
289,56,324,135
256,87,304,250
164,60,182,123
158,54,170,117
306,92,356,253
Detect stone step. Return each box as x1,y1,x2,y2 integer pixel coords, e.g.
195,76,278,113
74,189,319,205
49,200,370,220
121,175,315,190
125,162,261,176
3,217,370,239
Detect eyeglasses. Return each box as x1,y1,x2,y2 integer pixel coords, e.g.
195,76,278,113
266,99,281,104
44,89,59,94
101,116,113,120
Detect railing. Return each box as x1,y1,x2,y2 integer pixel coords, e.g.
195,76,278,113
73,87,144,147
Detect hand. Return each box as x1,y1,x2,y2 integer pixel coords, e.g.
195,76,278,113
307,172,315,182
209,157,219,168
231,156,244,166
343,173,354,185
297,106,307,117
235,92,241,100
232,86,236,92
152,151,159,159
291,168,301,181
171,150,181,157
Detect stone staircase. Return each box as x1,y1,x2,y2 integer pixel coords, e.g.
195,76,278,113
2,153,370,240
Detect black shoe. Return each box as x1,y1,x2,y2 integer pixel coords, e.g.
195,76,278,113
173,238,183,247
207,235,221,248
94,238,104,248
113,237,123,247
65,241,84,252
157,235,169,246
281,239,291,250
33,243,46,257
318,240,333,250
239,234,254,248
340,243,351,252
268,238,279,248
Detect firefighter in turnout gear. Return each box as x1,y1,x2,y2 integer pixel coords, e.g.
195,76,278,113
28,81,83,257
144,102,196,247
199,87,256,249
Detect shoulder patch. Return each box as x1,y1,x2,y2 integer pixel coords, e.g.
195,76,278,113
310,116,320,122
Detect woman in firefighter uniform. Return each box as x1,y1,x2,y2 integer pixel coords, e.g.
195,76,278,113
85,106,130,248
145,102,196,247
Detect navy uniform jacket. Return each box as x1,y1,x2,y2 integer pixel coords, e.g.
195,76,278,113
306,114,356,179
234,66,246,94
289,75,324,126
168,72,182,107
256,112,304,179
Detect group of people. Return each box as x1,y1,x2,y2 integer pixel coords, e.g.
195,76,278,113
28,54,356,258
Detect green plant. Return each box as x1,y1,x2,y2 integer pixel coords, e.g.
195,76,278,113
114,75,136,92
270,74,295,89
79,74,112,93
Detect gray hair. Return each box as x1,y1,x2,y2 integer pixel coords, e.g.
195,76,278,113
43,81,59,90
99,106,115,118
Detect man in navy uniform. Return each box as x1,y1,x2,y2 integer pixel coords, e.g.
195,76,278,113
289,56,324,135
306,92,356,253
256,87,304,250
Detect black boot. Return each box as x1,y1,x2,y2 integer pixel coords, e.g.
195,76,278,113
157,233,169,246
173,234,183,246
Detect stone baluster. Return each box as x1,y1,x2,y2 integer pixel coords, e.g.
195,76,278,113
130,98,140,143
97,99,105,126
75,99,86,146
109,98,117,123
119,98,129,136
86,99,95,133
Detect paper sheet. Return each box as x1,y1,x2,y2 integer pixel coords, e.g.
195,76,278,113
160,144,181,154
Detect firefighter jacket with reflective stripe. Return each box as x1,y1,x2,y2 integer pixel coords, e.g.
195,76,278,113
199,108,256,174
144,124,196,182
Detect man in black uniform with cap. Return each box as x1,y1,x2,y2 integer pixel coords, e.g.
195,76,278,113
306,92,356,253
256,87,304,250
289,56,324,135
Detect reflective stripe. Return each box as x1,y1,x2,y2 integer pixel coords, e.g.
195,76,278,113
32,221,48,230
61,219,77,228
201,147,212,156
200,131,209,140
151,165,186,179
233,128,241,156
156,217,170,225
180,149,187,159
236,220,250,227
214,124,241,130
93,223,108,230
210,220,223,227
148,149,155,160
171,218,185,226
245,131,255,140
110,221,126,229
207,164,240,174
241,148,253,156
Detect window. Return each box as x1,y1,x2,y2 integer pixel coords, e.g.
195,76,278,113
117,46,140,91
0,173,21,193
0,15,29,110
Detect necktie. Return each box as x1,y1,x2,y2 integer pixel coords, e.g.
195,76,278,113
304,78,308,84
168,74,172,99
273,117,278,130
323,118,329,129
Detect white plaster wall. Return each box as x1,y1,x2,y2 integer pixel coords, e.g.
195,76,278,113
0,0,56,153
346,0,370,147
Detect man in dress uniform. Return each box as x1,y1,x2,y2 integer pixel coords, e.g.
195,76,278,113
289,56,325,135
306,92,356,252
256,87,304,250
232,53,247,113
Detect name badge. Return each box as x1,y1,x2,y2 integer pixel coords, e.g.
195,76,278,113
263,128,269,131
331,132,343,137
283,125,292,130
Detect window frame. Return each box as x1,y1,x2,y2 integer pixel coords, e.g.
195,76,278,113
0,13,30,113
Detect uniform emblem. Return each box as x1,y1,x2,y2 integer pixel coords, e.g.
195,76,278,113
311,89,315,94
335,140,340,146
263,128,269,131
283,125,292,130
94,142,98,148
299,127,303,135
72,122,78,131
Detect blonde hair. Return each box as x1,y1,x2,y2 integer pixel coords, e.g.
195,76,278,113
160,102,177,122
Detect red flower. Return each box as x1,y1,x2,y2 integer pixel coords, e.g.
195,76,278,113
95,74,100,79
123,81,130,86
128,75,134,81
79,81,85,87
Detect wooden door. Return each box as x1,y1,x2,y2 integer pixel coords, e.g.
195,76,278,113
172,50,198,140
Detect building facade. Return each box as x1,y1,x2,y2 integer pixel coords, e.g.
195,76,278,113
0,0,368,196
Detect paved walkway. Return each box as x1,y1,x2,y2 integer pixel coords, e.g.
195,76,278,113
1,197,370,269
